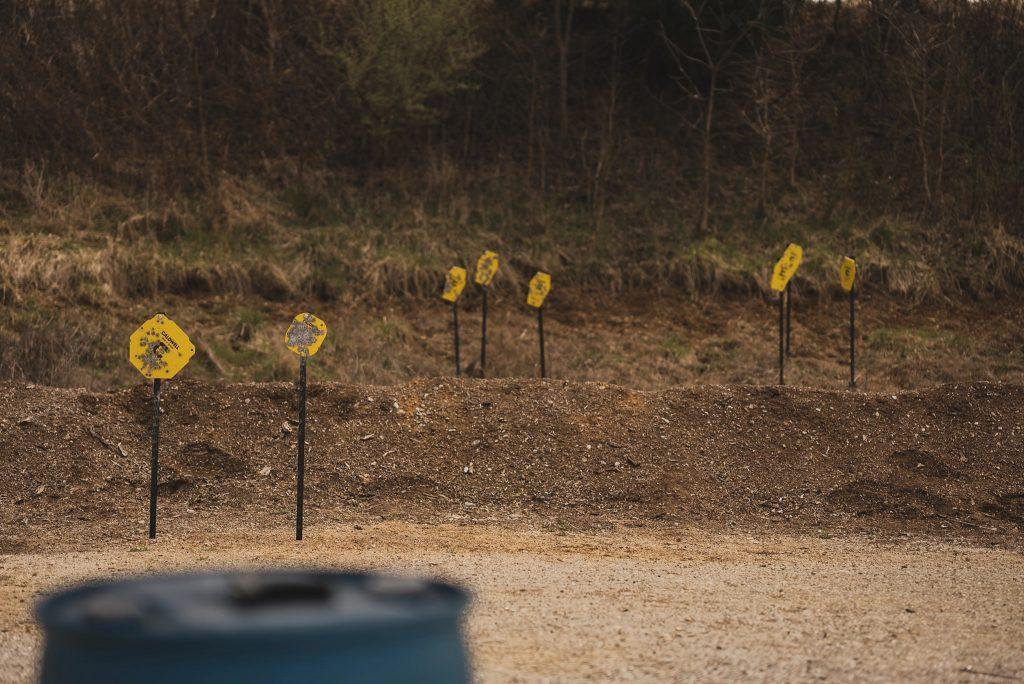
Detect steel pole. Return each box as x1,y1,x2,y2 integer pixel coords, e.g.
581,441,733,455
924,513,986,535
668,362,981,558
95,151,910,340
785,282,793,357
778,293,785,385
849,285,856,388
538,306,546,379
148,378,161,539
296,355,307,540
480,286,488,378
452,303,461,378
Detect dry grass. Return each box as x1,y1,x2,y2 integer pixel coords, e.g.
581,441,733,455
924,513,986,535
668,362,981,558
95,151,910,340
0,170,1022,389
0,296,116,387
6,291,1019,392
2,172,1023,309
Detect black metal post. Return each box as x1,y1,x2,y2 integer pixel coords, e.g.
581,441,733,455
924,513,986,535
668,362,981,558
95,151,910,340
452,302,461,378
296,355,307,541
778,292,785,385
480,286,488,378
785,281,793,357
149,378,161,539
538,305,546,379
849,285,856,388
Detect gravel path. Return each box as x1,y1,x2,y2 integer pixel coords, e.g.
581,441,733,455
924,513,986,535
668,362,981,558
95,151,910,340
2,522,1021,682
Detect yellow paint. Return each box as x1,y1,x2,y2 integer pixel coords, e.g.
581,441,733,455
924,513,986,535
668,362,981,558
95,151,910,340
770,243,804,292
840,256,857,292
475,250,500,286
285,312,328,357
526,271,552,308
442,267,468,303
129,314,195,380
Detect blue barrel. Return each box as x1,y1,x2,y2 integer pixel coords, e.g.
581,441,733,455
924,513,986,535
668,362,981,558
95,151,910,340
35,571,471,683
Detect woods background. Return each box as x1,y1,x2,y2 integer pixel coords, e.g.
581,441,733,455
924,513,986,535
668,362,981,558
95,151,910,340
5,0,1024,220
0,0,1022,388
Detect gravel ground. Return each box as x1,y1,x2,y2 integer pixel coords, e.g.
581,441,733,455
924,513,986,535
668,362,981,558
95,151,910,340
2,522,1022,683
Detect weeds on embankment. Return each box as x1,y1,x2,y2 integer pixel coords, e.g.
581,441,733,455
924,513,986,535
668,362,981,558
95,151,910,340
0,279,1020,392
1,171,1022,390
2,172,1023,307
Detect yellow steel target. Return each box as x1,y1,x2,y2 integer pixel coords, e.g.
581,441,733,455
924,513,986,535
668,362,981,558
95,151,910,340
475,251,500,286
442,267,468,302
770,243,803,292
840,256,857,292
129,314,195,380
285,313,328,357
526,272,552,308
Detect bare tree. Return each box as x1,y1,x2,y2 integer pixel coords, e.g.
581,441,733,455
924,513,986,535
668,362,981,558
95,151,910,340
581,0,627,226
661,0,753,234
742,43,777,219
776,4,820,189
886,4,954,211
553,0,577,141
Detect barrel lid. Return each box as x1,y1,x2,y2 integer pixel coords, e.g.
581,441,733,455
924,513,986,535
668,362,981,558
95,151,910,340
36,571,468,642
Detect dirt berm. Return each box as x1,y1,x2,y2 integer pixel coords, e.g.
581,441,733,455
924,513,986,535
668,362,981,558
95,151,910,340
1,379,1022,550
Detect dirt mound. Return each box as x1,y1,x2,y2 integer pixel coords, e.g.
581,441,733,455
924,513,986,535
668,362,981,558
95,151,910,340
1,379,1022,550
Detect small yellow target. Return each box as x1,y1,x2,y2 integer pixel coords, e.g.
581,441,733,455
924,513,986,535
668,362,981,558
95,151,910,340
285,313,328,357
442,267,467,302
770,243,804,292
475,251,500,286
129,314,195,380
527,272,552,308
840,256,857,292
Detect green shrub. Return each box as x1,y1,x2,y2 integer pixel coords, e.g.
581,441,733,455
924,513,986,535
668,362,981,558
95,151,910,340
335,0,485,136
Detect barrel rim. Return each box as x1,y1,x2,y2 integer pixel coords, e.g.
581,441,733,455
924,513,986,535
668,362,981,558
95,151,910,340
35,569,471,643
